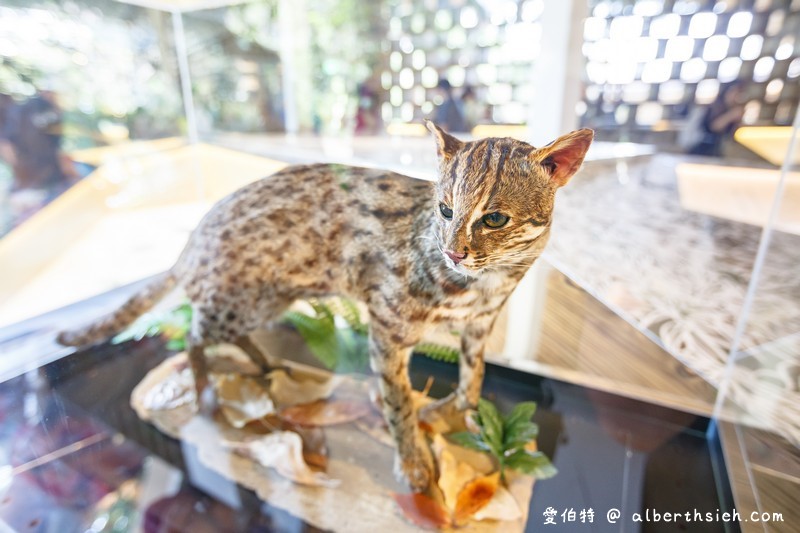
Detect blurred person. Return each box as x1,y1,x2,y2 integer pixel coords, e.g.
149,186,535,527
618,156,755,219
460,86,485,131
433,79,467,133
686,81,746,157
0,90,79,228
355,81,381,135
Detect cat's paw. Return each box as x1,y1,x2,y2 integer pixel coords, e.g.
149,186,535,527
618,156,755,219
394,445,435,492
419,392,472,432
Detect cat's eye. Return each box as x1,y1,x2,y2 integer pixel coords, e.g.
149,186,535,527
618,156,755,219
482,212,509,228
439,203,453,220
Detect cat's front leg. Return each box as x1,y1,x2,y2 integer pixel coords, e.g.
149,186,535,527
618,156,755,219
420,315,495,422
369,327,434,491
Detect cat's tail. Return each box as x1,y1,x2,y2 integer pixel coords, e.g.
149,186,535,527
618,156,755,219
56,271,178,347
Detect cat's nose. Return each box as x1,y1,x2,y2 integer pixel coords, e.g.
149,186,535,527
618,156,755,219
444,250,467,265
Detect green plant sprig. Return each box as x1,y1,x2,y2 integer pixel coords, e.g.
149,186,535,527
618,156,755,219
113,297,461,371
449,398,557,481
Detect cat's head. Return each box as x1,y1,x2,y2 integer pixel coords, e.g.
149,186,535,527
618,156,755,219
425,120,593,277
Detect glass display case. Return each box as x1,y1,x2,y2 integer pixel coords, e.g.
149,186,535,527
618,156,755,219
1,0,798,531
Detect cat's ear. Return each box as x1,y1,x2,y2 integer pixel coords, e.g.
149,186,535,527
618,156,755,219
531,128,594,187
425,119,464,160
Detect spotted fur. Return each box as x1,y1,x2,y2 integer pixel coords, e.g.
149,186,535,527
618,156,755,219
58,122,593,490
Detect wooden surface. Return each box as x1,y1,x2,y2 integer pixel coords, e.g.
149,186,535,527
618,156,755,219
498,265,717,415
735,126,800,166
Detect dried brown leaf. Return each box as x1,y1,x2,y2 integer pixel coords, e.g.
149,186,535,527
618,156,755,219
224,431,339,487
213,374,275,428
392,492,452,530
433,435,477,512
454,472,500,524
278,399,371,426
472,484,522,522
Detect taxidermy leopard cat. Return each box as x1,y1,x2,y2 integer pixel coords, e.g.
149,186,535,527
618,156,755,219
58,121,593,491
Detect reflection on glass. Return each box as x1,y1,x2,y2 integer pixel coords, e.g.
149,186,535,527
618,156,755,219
773,100,792,123
674,0,702,15
753,56,775,82
410,12,426,34
635,102,663,125
775,37,794,60
614,104,630,125
434,10,452,31
460,6,479,29
399,35,414,54
588,38,611,61
584,17,606,41
609,16,644,40
446,26,467,49
586,62,607,84
642,59,672,83
623,82,651,103
665,36,695,61
695,79,720,104
680,57,707,82
421,66,438,88
649,14,681,38
742,99,761,124
520,0,545,22
718,57,743,82
412,86,426,106
390,51,402,72
764,79,784,103
634,37,659,62
399,68,414,89
740,34,763,60
765,9,785,35
703,35,729,61
389,86,402,107
688,12,717,38
476,63,497,85
487,83,512,105
633,0,663,16
446,65,465,87
788,58,800,78
593,2,610,17
658,80,686,104
411,49,425,70
607,61,637,84
400,101,413,122
389,17,402,38
505,23,542,62
727,11,752,37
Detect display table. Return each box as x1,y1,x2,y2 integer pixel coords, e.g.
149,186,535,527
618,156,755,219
0,285,736,532
734,126,800,166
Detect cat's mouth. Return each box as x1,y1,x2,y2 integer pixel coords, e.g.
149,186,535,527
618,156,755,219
442,253,481,278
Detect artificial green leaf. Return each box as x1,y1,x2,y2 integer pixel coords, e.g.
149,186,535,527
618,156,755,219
477,399,504,455
449,431,491,452
503,402,537,433
503,423,539,450
165,338,186,351
413,342,460,364
504,449,557,479
283,310,339,370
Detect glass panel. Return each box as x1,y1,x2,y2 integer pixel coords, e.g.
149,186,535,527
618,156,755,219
0,0,192,324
